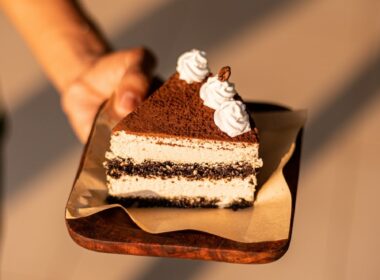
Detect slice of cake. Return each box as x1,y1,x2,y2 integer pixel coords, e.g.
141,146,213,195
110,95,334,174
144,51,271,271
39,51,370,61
105,49,262,209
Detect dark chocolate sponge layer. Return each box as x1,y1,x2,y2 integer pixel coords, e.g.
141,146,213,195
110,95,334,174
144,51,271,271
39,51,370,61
113,73,259,143
107,196,253,210
105,158,256,180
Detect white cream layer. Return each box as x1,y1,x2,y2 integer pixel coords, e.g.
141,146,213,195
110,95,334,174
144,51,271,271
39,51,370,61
109,131,263,167
108,175,256,207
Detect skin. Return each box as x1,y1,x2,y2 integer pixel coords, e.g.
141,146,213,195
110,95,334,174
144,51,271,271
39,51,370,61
0,0,156,142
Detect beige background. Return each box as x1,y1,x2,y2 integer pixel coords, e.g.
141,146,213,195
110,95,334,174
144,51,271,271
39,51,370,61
1,0,380,279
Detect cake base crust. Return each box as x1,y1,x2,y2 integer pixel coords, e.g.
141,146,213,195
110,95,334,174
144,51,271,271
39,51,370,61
107,196,253,210
105,157,256,180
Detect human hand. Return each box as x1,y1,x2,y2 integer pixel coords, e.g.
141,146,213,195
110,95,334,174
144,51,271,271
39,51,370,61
61,47,156,143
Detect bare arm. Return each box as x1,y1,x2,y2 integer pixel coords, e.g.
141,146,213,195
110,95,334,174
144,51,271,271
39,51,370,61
1,0,155,142
1,0,109,91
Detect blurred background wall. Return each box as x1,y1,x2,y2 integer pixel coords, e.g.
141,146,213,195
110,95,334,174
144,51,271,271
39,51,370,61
1,0,379,279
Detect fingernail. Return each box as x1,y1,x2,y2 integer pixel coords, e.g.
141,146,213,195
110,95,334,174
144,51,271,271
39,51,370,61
115,91,141,116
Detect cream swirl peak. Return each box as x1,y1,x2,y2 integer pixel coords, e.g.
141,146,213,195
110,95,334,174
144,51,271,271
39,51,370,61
200,66,236,110
176,49,210,83
214,100,251,137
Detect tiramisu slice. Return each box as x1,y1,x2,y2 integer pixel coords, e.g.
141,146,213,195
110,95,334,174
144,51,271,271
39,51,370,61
105,49,262,208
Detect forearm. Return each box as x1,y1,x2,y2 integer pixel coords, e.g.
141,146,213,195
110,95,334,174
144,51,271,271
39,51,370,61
1,0,110,92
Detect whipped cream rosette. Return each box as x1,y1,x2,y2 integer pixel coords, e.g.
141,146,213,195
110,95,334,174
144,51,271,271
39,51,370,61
200,67,236,110
176,49,210,83
214,100,251,137
199,66,251,137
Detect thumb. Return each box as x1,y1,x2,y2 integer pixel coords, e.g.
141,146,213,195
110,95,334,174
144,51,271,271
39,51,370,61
111,70,151,118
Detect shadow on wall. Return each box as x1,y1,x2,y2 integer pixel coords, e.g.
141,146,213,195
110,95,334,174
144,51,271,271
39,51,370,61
132,258,207,280
113,0,300,75
0,105,5,252
302,51,380,163
5,85,79,196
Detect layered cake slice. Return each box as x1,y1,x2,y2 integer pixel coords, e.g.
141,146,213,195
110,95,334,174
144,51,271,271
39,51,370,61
105,49,262,209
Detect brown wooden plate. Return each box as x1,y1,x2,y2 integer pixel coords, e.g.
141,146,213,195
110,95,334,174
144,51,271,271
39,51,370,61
66,102,303,264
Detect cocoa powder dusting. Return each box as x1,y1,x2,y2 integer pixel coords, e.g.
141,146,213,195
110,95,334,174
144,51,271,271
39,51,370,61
113,73,258,143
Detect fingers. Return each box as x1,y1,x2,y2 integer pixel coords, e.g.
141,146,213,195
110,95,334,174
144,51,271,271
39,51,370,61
111,47,157,118
61,47,157,143
80,47,156,100
61,81,104,143
111,69,151,118
122,47,157,76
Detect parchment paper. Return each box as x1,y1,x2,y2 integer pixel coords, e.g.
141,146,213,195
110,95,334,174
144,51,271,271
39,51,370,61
65,103,306,243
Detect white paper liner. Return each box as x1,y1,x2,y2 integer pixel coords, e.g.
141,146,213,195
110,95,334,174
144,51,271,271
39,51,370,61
65,103,306,243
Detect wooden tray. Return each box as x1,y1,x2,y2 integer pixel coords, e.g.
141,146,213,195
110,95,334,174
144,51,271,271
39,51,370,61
66,103,303,264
